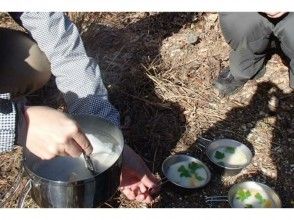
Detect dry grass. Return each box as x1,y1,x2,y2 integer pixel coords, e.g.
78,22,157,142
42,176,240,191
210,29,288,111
0,12,293,208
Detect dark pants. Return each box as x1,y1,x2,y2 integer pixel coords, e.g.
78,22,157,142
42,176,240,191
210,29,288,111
219,12,294,88
0,28,51,99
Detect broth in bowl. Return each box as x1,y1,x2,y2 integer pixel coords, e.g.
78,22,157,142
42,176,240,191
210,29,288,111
228,181,281,208
232,188,274,208
212,146,249,167
166,161,209,188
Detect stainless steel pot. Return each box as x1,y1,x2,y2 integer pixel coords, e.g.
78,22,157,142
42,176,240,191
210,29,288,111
20,115,124,208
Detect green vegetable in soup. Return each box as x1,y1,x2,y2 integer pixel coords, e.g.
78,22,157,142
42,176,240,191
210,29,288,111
194,173,204,181
177,162,205,181
188,162,204,172
214,150,225,160
236,189,252,202
178,165,191,177
255,192,266,205
225,146,236,154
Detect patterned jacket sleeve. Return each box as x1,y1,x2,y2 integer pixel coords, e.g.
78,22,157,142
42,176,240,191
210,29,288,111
19,12,120,126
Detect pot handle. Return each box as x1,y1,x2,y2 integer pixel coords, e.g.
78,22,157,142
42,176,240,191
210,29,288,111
17,179,32,208
205,195,229,205
148,176,169,195
196,136,213,149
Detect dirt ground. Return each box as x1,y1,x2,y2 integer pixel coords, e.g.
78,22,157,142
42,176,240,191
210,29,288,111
0,12,293,208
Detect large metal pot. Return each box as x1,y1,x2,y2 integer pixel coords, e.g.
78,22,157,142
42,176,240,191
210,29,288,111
20,115,124,208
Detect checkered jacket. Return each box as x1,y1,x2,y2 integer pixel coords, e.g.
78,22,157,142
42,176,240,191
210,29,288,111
0,13,120,152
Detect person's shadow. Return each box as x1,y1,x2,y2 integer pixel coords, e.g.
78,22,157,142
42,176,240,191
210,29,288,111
72,13,198,207
191,81,294,207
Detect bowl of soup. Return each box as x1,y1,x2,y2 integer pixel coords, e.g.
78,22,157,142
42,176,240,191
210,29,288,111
162,154,211,189
205,139,253,175
228,181,282,208
206,181,282,208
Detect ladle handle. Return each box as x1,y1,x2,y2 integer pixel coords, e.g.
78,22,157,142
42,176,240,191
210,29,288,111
83,152,96,173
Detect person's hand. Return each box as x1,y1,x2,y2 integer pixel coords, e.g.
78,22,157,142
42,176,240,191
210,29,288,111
119,145,160,203
23,106,92,159
265,12,287,18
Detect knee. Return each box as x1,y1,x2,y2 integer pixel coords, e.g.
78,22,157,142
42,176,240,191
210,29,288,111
220,12,270,50
0,28,51,98
277,28,294,58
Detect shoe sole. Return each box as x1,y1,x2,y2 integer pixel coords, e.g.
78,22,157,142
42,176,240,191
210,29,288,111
213,81,245,98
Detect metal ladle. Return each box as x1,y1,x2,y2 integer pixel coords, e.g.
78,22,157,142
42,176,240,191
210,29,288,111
82,152,97,175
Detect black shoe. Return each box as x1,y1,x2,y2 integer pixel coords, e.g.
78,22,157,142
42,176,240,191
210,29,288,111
213,67,247,97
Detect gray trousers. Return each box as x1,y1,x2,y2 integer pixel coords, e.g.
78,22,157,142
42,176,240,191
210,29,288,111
219,12,294,87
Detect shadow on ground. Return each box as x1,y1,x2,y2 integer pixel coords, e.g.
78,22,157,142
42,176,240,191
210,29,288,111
80,13,197,207
191,81,294,207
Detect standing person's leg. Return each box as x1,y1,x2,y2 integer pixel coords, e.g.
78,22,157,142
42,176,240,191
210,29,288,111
0,28,51,99
214,12,274,96
273,12,294,89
